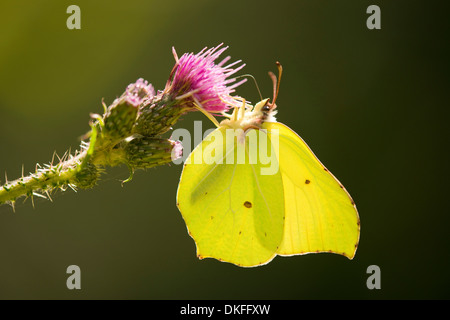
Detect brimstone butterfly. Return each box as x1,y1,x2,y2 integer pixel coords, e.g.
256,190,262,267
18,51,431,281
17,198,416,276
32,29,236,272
177,63,360,267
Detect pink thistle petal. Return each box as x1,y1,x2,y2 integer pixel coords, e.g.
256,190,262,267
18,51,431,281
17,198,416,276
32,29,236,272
171,140,183,161
167,44,246,113
124,78,155,108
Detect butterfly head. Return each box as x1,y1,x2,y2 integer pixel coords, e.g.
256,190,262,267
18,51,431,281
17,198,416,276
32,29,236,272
250,98,277,124
248,62,283,124
219,62,282,130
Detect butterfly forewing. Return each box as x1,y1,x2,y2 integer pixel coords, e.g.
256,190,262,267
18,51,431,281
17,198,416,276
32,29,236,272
177,127,285,267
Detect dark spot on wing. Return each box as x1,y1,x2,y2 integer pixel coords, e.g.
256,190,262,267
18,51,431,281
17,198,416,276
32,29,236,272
205,192,208,195
305,179,310,184
243,201,252,208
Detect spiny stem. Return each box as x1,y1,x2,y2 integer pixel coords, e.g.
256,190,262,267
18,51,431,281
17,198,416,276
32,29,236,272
0,150,88,206
0,76,192,209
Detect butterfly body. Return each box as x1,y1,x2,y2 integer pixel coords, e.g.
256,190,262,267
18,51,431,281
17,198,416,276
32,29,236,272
177,65,360,267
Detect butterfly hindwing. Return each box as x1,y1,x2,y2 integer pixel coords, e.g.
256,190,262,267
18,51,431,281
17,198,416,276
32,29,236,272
264,122,360,259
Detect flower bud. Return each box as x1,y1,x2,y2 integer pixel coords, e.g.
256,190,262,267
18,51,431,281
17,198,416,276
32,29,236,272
125,136,182,169
103,78,155,141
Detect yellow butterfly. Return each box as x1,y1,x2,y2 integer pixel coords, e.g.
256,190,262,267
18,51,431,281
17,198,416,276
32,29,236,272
177,63,360,267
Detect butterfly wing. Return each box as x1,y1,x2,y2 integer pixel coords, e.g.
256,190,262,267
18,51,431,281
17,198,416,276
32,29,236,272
263,122,360,259
177,127,285,267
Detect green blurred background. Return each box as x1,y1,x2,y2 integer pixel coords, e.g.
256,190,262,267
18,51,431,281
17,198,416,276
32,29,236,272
0,0,448,299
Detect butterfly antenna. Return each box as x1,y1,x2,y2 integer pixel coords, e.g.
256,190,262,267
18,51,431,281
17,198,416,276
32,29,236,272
268,61,283,109
235,74,262,102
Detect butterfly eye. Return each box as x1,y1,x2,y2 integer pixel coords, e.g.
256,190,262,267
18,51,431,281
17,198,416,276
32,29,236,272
262,104,271,112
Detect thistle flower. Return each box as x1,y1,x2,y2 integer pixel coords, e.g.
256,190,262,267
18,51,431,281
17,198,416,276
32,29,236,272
165,43,247,113
0,45,246,208
133,44,246,137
